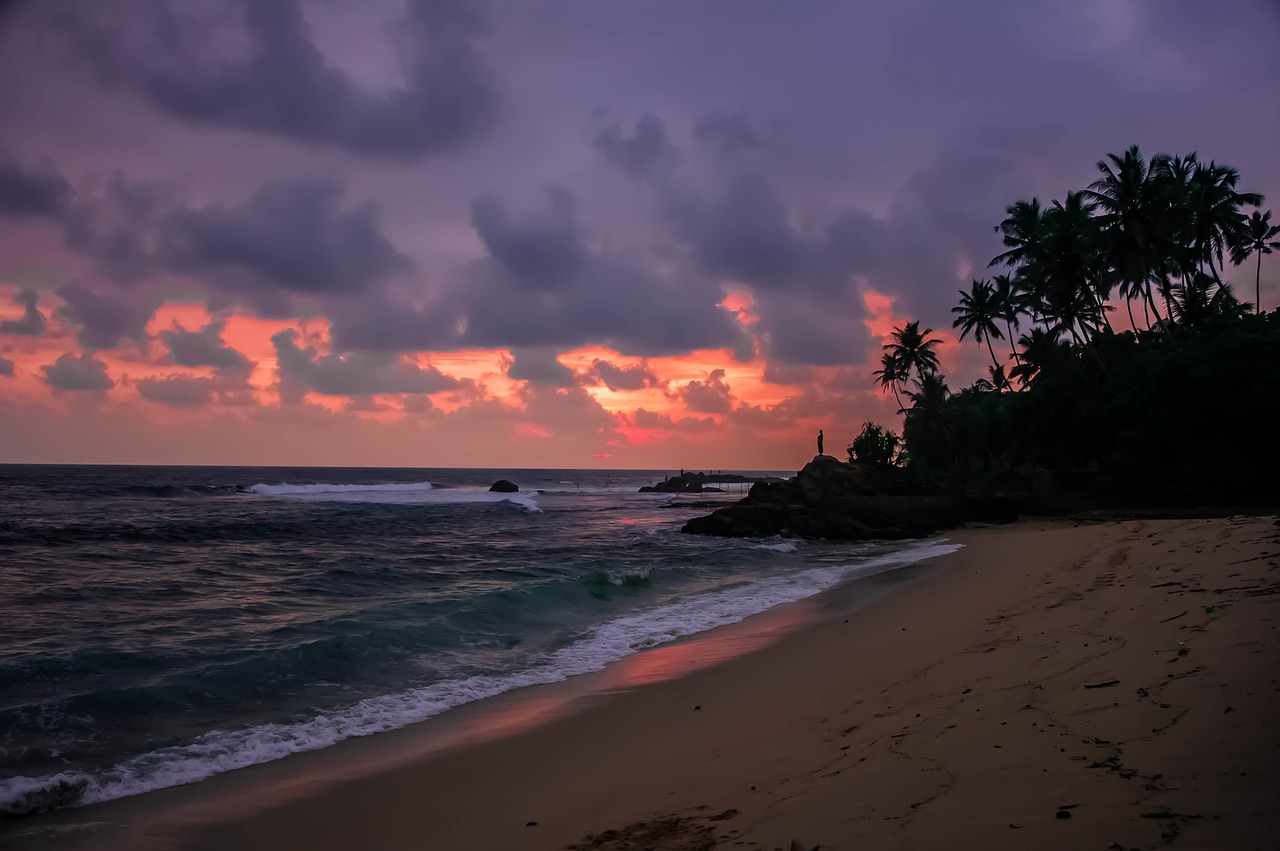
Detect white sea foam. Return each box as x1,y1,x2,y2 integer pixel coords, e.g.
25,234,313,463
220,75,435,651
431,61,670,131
0,539,958,816
249,482,539,511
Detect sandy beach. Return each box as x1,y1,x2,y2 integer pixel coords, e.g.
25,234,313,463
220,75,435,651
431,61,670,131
10,514,1279,851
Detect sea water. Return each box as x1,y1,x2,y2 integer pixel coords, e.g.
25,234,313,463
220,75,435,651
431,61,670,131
0,465,959,815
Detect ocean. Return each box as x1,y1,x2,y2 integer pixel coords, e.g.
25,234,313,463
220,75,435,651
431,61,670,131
0,464,959,818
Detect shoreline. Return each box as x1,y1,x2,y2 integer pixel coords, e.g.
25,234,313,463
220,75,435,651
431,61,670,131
8,515,1279,850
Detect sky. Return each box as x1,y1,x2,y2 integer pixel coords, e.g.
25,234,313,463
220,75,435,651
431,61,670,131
1,0,1278,470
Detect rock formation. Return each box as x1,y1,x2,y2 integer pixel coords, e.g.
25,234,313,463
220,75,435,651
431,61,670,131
682,455,1016,540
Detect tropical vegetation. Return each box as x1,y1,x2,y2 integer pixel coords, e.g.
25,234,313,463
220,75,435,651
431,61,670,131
869,146,1280,501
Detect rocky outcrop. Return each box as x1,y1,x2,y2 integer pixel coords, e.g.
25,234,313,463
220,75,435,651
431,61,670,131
682,455,1017,540
639,471,780,494
489,479,519,493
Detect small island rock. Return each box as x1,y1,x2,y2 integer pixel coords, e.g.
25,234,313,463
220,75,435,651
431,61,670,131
489,479,519,493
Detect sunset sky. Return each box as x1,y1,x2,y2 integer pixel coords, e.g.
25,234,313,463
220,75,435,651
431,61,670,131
1,0,1277,470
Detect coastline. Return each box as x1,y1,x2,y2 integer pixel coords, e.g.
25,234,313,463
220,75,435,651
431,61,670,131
8,515,1279,850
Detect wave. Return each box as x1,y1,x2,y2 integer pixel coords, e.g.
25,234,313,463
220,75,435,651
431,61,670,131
249,482,436,496
249,482,539,512
0,539,959,817
119,484,250,498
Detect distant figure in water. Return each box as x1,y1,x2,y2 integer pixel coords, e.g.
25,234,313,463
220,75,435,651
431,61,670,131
817,429,824,456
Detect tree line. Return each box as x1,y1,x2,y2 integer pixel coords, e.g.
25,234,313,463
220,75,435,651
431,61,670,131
856,146,1280,500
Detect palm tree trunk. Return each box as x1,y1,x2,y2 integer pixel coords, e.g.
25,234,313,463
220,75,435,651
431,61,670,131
1125,295,1137,334
1005,319,1021,365
1257,251,1263,313
892,386,904,415
984,335,1000,371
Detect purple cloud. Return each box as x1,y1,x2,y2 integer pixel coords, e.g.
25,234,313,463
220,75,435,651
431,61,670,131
0,149,71,219
0,288,47,336
41,351,114,391
61,0,502,161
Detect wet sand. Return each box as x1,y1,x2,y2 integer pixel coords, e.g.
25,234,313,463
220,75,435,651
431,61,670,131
10,515,1279,850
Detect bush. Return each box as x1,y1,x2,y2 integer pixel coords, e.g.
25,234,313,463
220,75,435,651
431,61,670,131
848,421,900,466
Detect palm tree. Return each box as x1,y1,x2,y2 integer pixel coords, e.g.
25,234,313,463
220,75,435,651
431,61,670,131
1082,145,1172,333
990,274,1022,365
951,278,1004,370
986,363,1012,392
902,372,953,469
1232,210,1280,313
990,198,1046,270
1186,160,1262,292
872,351,907,413
884,320,942,383
1038,192,1114,361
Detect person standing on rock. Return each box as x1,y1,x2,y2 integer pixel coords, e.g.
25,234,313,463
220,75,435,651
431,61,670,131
817,429,824,456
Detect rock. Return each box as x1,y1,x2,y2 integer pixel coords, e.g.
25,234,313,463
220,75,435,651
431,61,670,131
639,471,781,493
489,480,519,493
682,457,1017,541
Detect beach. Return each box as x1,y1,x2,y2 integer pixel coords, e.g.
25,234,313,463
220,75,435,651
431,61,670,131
10,514,1279,851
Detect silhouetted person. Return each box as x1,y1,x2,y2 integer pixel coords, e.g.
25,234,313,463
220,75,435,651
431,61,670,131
817,430,824,456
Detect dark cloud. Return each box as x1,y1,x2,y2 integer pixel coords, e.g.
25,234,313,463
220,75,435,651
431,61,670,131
692,111,769,160
402,394,434,414
272,329,462,398
161,319,251,370
631,408,716,432
680,368,733,413
0,149,71,218
331,190,742,357
134,370,255,407
727,401,797,430
161,179,410,295
62,0,502,161
135,374,215,407
470,189,588,289
592,112,679,178
0,287,47,336
507,347,575,386
64,173,172,284
56,279,159,349
589,358,655,391
41,350,114,391
669,174,805,290
751,288,871,366
0,355,13,377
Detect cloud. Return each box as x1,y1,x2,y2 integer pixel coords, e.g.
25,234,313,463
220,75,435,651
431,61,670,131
160,179,410,296
56,279,159,349
0,355,13,377
680,368,734,413
589,358,656,391
62,0,502,161
668,174,806,290
631,408,716,432
330,190,741,357
271,329,462,398
0,288,47,336
692,111,769,160
64,173,173,284
592,112,679,179
41,351,114,391
470,189,588,289
161,319,251,371
134,374,216,407
507,347,576,386
0,149,72,218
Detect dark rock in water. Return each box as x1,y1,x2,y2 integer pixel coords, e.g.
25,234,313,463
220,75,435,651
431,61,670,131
639,471,781,493
682,456,1017,541
489,480,519,493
